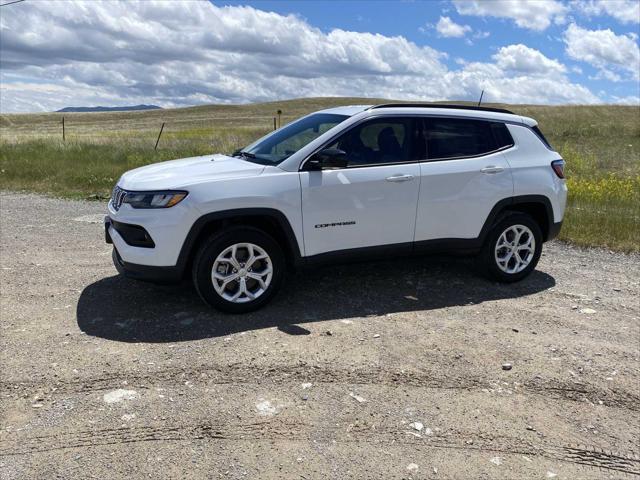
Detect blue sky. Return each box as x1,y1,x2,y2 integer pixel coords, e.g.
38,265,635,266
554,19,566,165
1,0,638,112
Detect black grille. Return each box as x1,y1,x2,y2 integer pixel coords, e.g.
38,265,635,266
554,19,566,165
111,186,126,211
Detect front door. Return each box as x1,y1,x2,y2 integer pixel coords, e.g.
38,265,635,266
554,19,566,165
300,117,422,257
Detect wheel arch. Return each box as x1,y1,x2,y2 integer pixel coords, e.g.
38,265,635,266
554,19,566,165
480,195,554,243
176,208,303,278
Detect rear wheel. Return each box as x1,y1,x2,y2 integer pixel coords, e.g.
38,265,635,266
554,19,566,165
479,213,543,282
192,227,285,313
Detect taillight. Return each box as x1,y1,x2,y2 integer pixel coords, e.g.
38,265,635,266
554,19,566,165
551,159,565,179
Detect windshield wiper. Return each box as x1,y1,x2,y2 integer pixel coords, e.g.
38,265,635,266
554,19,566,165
232,149,256,159
231,149,275,165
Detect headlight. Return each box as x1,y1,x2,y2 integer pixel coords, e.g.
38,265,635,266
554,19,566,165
122,190,188,209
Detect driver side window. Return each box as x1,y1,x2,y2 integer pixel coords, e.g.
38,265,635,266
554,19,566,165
327,118,415,166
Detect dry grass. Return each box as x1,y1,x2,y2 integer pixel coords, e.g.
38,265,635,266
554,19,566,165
1,97,638,251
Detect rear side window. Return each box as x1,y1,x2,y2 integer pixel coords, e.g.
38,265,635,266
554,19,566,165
532,125,554,150
426,118,497,160
490,122,515,149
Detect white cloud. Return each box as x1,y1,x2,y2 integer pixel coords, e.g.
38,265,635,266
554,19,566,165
474,31,491,40
610,95,640,105
564,23,640,81
572,0,640,25
0,1,601,112
592,69,623,82
453,0,568,31
452,61,597,105
436,16,472,38
493,44,567,75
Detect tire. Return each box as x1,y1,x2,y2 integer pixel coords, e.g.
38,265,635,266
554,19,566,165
192,226,285,313
478,213,543,283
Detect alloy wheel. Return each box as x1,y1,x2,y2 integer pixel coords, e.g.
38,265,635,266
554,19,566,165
211,243,273,303
494,224,536,274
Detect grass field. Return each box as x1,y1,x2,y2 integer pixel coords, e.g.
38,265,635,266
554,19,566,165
1,97,638,251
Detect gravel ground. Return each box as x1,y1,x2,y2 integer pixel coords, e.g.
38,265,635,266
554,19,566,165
1,192,639,480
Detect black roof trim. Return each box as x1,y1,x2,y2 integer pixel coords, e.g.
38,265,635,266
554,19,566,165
367,103,514,115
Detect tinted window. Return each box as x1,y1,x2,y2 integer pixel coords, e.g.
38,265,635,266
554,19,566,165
532,125,553,150
328,118,422,166
426,118,497,160
491,122,515,149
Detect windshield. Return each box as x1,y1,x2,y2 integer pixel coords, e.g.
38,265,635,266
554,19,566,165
240,113,349,165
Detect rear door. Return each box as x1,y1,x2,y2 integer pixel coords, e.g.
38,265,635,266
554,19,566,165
414,117,514,242
300,117,422,257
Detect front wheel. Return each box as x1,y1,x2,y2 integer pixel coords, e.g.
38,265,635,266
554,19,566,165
478,213,543,283
192,227,285,313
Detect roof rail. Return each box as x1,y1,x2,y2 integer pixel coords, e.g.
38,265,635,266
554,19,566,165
367,103,514,115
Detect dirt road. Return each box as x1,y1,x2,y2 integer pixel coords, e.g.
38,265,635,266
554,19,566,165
1,192,638,479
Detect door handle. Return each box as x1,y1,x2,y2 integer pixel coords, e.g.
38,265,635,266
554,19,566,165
385,174,414,182
481,166,504,174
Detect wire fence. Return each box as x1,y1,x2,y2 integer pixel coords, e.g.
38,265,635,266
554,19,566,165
0,112,287,152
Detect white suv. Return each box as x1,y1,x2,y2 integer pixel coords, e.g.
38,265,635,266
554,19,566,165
105,104,567,313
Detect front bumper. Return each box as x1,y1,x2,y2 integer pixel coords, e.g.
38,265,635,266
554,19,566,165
111,247,183,284
105,217,155,248
105,199,194,267
105,215,184,284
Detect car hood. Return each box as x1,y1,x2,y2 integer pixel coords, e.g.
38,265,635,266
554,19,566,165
118,154,265,190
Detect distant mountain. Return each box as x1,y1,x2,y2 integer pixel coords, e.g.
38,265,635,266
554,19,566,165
56,104,162,113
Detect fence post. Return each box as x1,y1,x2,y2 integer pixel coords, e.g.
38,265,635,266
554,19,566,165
277,109,282,128
62,116,65,142
155,122,165,150
273,117,276,131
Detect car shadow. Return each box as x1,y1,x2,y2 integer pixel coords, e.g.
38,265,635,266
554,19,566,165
76,255,555,343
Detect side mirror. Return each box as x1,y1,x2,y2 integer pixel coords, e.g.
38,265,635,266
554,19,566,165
306,148,348,170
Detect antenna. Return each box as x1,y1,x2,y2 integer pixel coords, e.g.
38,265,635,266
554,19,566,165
477,90,484,107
